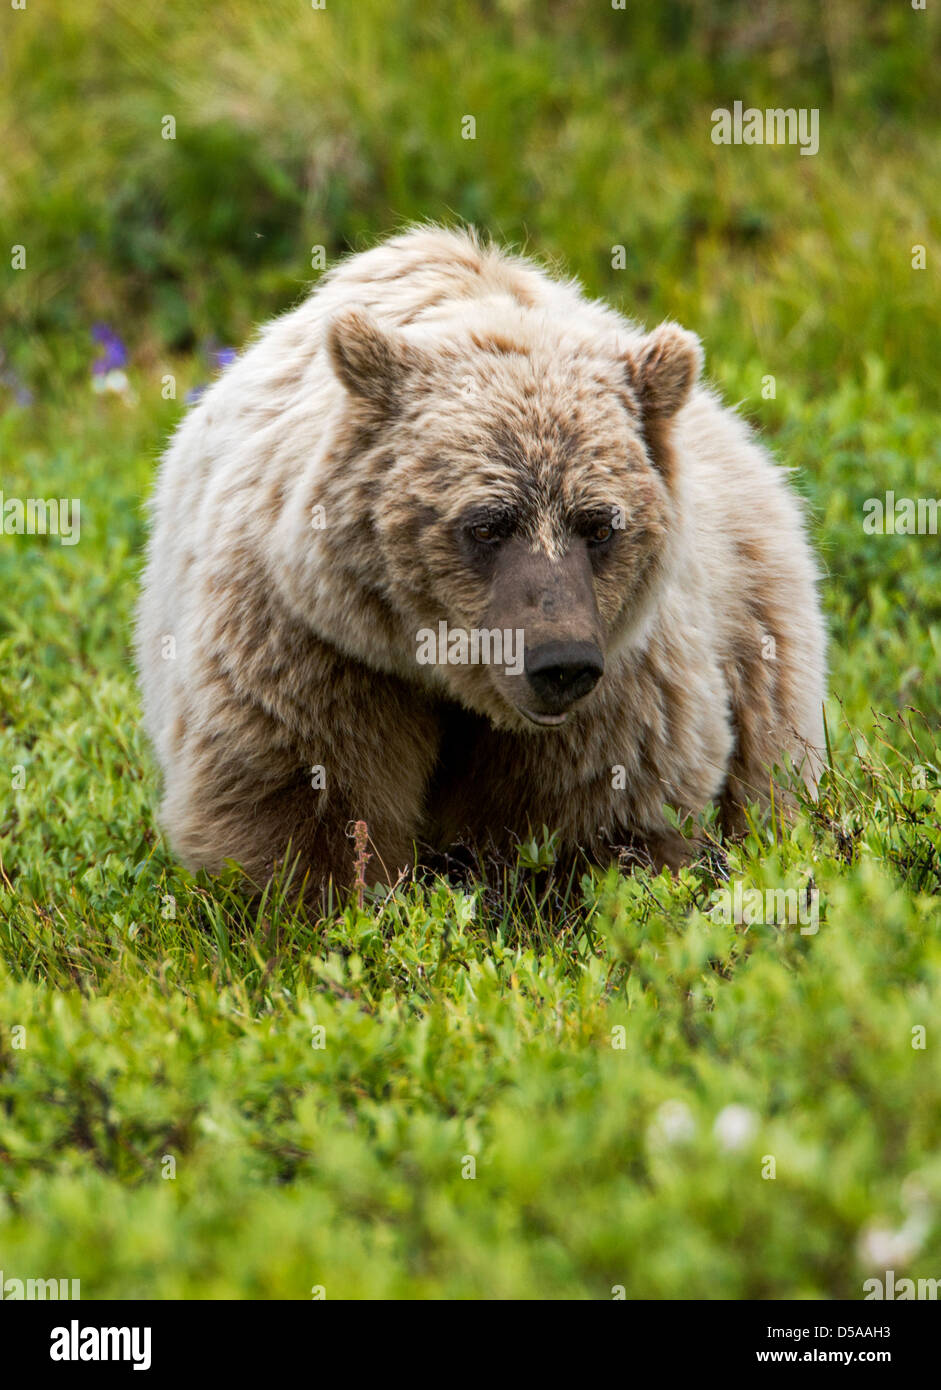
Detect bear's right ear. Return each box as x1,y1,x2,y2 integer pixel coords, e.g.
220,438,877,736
327,308,420,414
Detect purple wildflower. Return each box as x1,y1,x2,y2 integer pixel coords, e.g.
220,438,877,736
0,351,33,406
91,323,128,375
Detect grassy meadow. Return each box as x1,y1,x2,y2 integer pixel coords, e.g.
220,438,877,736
1,0,940,1298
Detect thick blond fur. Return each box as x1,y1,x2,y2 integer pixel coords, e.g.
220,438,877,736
136,225,826,888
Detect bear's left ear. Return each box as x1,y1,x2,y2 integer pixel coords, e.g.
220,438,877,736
622,323,703,421
621,324,702,485
327,308,427,415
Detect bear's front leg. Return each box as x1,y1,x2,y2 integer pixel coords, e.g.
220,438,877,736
159,644,440,902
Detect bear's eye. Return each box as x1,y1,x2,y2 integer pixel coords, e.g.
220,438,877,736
470,522,498,543
587,521,614,547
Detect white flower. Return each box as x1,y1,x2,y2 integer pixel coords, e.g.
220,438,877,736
648,1099,696,1149
900,1173,932,1214
713,1104,758,1152
857,1219,926,1270
92,369,136,402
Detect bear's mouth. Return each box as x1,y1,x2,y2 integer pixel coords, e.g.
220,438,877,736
517,706,569,728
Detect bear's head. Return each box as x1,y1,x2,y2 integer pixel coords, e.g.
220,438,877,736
323,305,702,732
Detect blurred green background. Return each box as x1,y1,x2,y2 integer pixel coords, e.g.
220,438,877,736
4,0,939,396
1,0,940,1300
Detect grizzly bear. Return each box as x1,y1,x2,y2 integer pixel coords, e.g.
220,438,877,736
136,225,826,892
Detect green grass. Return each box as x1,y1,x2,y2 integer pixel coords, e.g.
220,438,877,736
1,0,940,1298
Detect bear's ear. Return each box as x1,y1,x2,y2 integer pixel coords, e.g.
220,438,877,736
623,323,703,421
327,308,420,413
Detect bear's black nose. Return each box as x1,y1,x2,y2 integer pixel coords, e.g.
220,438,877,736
524,640,604,711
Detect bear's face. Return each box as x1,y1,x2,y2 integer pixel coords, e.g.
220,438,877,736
327,309,701,732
